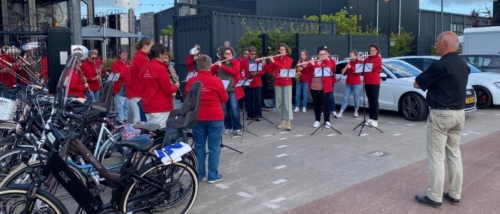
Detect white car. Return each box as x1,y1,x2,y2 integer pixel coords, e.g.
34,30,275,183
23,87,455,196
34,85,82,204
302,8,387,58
393,56,500,109
333,59,477,121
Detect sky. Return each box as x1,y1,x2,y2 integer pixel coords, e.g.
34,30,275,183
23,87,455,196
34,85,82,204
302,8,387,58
81,0,496,18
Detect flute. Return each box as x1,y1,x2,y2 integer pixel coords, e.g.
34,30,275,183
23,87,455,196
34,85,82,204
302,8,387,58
255,53,287,61
211,58,232,66
296,58,325,66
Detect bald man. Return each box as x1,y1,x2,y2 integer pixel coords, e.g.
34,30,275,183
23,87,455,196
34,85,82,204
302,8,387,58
413,31,470,207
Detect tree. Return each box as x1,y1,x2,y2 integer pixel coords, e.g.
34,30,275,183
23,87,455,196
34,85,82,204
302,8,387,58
389,27,414,57
303,9,378,35
469,6,500,27
161,25,174,37
469,9,481,27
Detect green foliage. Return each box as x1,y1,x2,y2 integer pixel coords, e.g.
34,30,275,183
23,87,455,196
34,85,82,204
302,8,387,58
303,9,378,35
430,45,437,55
102,58,116,68
161,25,174,37
389,27,414,57
237,21,326,55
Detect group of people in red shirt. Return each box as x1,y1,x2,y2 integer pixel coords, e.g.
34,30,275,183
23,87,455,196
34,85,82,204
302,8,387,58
0,46,48,93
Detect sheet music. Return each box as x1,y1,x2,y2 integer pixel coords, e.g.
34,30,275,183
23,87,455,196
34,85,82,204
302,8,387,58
314,67,331,77
222,80,230,89
107,73,116,82
278,69,296,78
185,72,198,81
249,63,262,72
113,73,120,81
355,63,373,73
236,79,252,86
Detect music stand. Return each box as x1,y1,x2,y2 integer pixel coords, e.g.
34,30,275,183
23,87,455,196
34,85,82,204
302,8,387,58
352,62,383,136
232,77,258,139
310,66,342,136
220,137,243,155
247,62,273,125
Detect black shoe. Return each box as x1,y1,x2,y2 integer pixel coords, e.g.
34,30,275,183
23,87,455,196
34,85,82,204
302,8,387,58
443,192,460,205
415,195,442,208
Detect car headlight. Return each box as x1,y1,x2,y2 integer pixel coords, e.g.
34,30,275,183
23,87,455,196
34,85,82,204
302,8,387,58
466,89,473,96
494,82,500,89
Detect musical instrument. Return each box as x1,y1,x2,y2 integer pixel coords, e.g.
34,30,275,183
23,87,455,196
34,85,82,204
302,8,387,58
0,57,32,85
71,45,90,91
166,61,184,102
296,58,325,66
255,53,287,61
211,58,232,66
296,59,306,83
190,46,200,59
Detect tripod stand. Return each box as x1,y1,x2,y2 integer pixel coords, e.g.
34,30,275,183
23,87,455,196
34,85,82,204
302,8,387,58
309,65,342,136
232,77,258,139
352,62,383,136
220,137,243,154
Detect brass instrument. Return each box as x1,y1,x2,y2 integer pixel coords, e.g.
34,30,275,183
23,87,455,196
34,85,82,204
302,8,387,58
0,58,31,85
296,60,305,83
166,61,183,102
71,45,91,91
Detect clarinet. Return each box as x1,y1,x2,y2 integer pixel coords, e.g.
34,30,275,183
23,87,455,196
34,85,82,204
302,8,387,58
167,63,184,103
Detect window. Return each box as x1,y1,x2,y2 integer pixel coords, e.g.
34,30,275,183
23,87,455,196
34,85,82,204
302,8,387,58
400,59,423,71
383,61,422,78
451,23,464,36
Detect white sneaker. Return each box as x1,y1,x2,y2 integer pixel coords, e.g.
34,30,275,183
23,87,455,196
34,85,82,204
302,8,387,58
369,121,378,127
365,119,373,126
302,107,307,113
325,121,331,129
337,113,343,118
293,107,299,112
224,129,232,135
332,111,338,118
234,129,242,135
353,112,358,118
313,121,320,128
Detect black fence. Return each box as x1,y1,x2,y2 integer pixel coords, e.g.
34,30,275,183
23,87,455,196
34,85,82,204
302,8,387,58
297,34,390,61
0,25,50,57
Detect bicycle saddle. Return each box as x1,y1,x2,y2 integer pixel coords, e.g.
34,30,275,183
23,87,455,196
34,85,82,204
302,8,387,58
133,123,161,131
116,134,153,152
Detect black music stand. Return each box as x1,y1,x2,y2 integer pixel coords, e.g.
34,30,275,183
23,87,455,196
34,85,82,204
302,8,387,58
220,137,243,154
232,77,258,139
310,66,342,136
352,62,383,136
247,62,273,125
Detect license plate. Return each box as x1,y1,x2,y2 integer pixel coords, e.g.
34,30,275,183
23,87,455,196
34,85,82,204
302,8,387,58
466,97,476,104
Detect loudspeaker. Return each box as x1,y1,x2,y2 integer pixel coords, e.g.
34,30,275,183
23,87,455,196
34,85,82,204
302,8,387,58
47,27,71,94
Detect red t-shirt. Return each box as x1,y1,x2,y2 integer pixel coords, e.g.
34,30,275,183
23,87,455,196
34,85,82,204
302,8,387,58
363,55,382,85
264,55,293,86
344,60,363,85
185,70,229,121
81,60,101,92
306,59,334,93
139,59,178,113
111,59,131,94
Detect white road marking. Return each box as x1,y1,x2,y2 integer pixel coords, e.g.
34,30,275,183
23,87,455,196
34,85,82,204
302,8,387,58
295,134,303,137
387,121,397,124
270,197,287,203
215,184,229,189
279,138,287,140
495,114,500,116
262,202,280,209
405,124,415,126
277,145,288,148
327,134,336,137
279,131,288,134
274,165,287,170
276,154,288,158
361,133,369,136
263,134,273,137
476,112,485,114
468,131,480,134
237,192,253,198
393,133,402,136
461,133,469,136
272,179,287,184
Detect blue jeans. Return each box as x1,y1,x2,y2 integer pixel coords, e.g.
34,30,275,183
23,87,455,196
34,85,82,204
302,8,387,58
192,120,223,181
329,84,337,112
137,100,147,122
92,91,100,102
295,82,308,108
245,87,262,118
341,84,362,111
114,94,130,122
222,92,242,130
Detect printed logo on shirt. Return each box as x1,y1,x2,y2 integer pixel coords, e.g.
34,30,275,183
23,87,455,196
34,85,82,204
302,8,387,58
143,69,152,78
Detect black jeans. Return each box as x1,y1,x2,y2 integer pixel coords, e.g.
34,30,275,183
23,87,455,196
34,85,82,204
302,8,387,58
311,90,331,122
244,86,262,118
364,84,380,120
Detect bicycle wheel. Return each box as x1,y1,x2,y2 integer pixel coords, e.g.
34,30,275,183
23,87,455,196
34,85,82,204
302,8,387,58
119,161,198,214
0,147,47,182
0,185,68,213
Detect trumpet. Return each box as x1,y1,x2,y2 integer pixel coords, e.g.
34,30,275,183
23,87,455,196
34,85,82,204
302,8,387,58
255,53,287,61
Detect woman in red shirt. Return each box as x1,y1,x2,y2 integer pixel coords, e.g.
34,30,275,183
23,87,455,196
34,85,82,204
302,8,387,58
264,43,293,131
67,59,88,98
185,55,228,183
111,50,131,124
125,37,153,123
139,44,179,128
363,44,383,127
294,50,312,113
338,49,363,118
81,50,104,102
306,46,334,128
242,46,265,120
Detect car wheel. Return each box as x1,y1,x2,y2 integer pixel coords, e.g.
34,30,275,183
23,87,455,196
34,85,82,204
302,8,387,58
400,93,428,121
472,86,492,109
